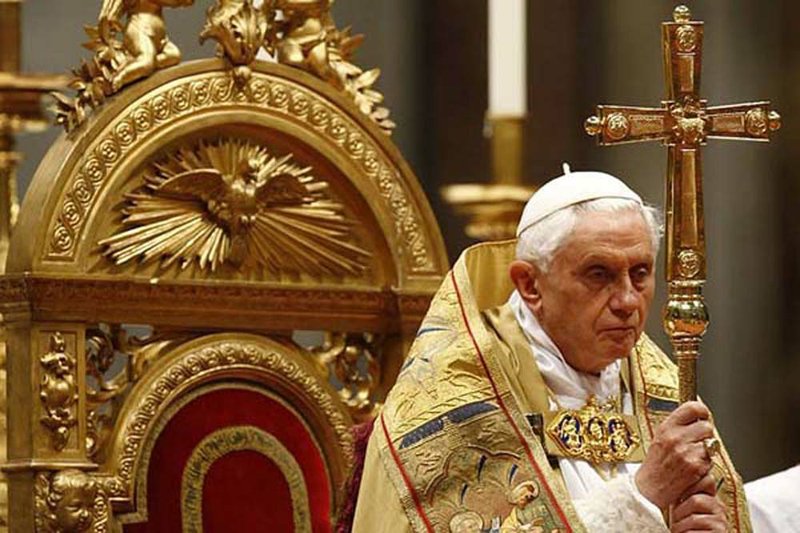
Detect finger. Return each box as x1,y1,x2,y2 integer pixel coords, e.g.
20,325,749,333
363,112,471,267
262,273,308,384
671,493,720,523
679,473,718,501
671,511,723,533
670,401,711,425
682,420,715,443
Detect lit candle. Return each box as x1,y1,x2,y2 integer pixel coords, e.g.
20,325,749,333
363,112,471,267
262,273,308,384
488,0,527,117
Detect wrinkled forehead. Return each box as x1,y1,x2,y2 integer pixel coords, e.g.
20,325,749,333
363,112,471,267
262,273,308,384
557,209,655,261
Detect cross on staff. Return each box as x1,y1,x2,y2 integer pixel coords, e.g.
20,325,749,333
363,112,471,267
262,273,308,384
584,5,781,403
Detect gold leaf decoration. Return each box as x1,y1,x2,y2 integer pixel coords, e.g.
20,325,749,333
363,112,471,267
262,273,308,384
265,0,396,134
53,0,194,132
100,139,370,276
200,0,270,83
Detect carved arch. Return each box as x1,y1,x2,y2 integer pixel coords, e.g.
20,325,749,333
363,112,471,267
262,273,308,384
99,333,352,522
10,60,447,291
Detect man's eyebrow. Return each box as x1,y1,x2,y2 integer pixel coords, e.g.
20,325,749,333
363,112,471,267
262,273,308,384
575,253,617,266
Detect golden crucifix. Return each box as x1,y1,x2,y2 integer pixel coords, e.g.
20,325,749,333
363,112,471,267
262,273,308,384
585,5,781,403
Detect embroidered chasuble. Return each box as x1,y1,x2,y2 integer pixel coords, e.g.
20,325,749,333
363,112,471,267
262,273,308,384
353,240,750,533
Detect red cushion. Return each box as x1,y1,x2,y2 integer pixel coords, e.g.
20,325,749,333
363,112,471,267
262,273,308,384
124,387,331,532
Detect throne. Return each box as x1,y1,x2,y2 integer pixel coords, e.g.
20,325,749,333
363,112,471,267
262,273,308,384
0,2,447,531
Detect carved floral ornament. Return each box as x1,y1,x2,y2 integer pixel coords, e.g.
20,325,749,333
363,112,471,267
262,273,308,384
100,138,371,276
40,332,79,452
52,0,394,134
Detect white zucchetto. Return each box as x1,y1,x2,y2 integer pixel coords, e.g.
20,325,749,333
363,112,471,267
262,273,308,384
516,168,643,237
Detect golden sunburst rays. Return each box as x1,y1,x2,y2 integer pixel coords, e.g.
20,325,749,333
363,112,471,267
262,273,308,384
100,139,371,277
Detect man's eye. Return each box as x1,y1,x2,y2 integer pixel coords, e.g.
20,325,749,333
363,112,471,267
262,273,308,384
631,266,651,283
587,267,610,281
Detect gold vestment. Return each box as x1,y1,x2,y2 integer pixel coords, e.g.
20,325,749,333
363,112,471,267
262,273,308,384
353,241,750,532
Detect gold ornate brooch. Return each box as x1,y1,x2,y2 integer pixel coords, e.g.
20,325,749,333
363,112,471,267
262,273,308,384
546,396,640,464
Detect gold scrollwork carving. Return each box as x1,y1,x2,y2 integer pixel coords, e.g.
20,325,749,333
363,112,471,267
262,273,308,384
181,425,312,532
52,0,195,132
46,69,434,272
312,332,381,422
39,333,78,452
85,325,191,461
99,139,370,276
52,0,394,135
34,469,108,533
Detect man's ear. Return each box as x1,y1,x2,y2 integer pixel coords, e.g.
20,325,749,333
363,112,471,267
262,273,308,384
509,260,543,312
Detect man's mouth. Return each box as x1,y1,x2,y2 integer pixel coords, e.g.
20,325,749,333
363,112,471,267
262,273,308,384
602,325,635,331
601,326,637,338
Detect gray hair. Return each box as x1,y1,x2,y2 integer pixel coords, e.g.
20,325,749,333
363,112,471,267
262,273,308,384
516,198,663,271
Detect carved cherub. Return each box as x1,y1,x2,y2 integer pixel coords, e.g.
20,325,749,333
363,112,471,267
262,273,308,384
97,0,194,91
35,470,99,533
267,0,395,131
271,0,347,89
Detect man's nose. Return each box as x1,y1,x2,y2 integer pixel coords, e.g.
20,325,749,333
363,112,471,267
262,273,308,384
609,276,639,315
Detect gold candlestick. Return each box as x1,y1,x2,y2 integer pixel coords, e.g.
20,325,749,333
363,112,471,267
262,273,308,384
442,115,536,241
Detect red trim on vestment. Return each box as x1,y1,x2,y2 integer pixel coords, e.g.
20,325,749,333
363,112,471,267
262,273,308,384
450,271,573,532
381,413,435,532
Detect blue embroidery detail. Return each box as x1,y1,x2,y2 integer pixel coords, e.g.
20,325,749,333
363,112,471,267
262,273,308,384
647,397,678,412
477,455,487,481
398,401,498,449
447,401,498,424
399,356,431,372
416,326,449,337
399,418,444,449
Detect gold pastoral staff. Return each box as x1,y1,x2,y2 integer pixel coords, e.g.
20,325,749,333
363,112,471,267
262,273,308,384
585,5,781,403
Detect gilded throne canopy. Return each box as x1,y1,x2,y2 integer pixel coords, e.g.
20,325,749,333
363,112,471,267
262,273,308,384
0,1,448,531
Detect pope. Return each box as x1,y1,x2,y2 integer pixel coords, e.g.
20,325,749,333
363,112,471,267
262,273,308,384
351,169,747,532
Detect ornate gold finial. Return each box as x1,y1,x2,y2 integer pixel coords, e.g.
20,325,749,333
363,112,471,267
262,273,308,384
584,115,602,136
312,332,381,422
673,5,691,23
768,110,782,131
52,0,194,133
200,0,269,84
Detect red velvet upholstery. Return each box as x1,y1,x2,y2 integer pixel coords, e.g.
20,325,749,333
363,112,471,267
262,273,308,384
125,387,332,532
335,419,375,533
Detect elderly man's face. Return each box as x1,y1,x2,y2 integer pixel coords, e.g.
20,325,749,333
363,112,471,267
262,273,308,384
512,209,656,373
